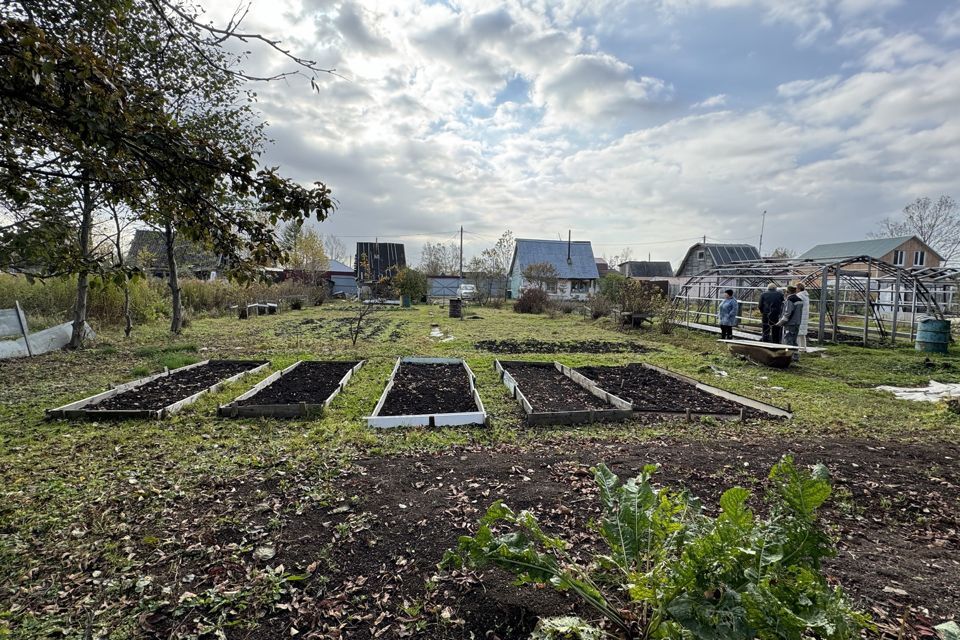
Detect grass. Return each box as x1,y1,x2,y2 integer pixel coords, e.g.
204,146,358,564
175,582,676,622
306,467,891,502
1,301,959,637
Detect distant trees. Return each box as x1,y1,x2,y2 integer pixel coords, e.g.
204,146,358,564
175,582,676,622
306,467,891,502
871,196,960,263
419,242,461,275
769,247,796,259
466,230,513,304
280,223,330,278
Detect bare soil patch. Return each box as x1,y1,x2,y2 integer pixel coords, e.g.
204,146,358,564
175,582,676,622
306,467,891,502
92,360,266,411
503,362,609,412
475,339,649,354
379,362,477,416
235,361,358,406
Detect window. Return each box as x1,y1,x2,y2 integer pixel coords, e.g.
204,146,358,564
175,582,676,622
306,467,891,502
892,250,905,266
697,250,705,260
571,279,590,293
914,250,926,267
546,280,558,293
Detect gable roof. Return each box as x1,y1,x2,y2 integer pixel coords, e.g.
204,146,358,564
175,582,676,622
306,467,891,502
355,242,406,281
126,229,220,272
326,259,353,274
509,238,600,280
676,243,761,275
619,260,674,278
798,235,943,261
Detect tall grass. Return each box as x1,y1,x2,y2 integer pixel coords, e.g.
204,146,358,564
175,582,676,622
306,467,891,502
0,273,326,328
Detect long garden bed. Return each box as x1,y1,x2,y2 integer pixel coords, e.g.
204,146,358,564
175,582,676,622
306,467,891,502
219,360,364,418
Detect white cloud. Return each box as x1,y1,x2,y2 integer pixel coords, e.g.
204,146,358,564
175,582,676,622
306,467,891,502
691,93,728,109
938,4,960,40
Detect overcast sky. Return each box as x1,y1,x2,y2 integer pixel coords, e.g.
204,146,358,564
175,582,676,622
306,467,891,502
207,0,960,267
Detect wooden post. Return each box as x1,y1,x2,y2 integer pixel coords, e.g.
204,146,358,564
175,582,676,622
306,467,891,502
863,271,871,347
14,300,32,357
892,270,901,344
817,267,828,345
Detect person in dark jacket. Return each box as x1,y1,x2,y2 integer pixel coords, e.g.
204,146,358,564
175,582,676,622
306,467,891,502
758,283,784,343
718,289,738,339
777,285,804,358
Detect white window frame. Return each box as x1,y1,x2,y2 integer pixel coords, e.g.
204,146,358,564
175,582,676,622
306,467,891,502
570,279,590,294
892,250,905,267
914,250,925,267
697,250,705,260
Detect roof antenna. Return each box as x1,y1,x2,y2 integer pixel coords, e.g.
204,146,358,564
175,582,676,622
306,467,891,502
567,230,572,264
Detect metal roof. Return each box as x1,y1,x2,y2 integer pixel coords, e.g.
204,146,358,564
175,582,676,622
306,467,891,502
798,236,919,260
619,260,674,278
676,243,761,275
355,242,406,281
509,239,600,280
326,259,353,274
126,229,220,272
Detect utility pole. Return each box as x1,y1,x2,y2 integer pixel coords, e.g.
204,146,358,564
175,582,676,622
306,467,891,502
459,225,463,279
758,210,767,256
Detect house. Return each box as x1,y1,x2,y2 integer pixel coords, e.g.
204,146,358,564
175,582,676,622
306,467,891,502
126,229,220,279
595,257,610,278
675,243,761,277
355,242,406,284
619,261,674,279
507,238,600,300
324,259,357,297
798,236,943,270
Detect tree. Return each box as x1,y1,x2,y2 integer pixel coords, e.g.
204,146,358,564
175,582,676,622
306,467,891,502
466,230,513,304
281,222,330,278
394,267,427,302
522,262,559,291
870,196,960,263
419,242,460,275
769,247,796,259
605,247,634,269
322,234,348,265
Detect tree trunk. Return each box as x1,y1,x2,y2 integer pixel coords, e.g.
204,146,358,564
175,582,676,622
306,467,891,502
165,221,183,334
68,180,94,350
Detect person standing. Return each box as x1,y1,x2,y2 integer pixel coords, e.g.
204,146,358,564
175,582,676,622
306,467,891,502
718,289,739,340
796,282,811,350
759,283,784,343
777,285,804,359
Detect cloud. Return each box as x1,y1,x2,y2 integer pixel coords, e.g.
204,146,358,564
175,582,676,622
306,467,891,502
691,94,728,109
938,4,960,40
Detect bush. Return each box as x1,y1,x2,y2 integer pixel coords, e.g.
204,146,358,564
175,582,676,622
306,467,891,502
555,299,579,314
394,267,428,303
445,456,870,640
513,287,549,314
585,293,613,320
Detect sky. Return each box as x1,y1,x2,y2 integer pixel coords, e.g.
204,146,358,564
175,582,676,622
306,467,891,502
205,0,960,268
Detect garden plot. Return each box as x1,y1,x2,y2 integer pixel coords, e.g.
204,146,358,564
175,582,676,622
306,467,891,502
367,357,486,428
575,363,790,419
47,360,269,420
495,360,633,425
219,360,364,418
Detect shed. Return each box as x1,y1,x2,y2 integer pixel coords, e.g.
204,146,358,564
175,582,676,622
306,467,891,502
619,261,674,278
355,242,406,283
675,243,761,278
126,229,221,279
325,259,357,297
508,238,600,300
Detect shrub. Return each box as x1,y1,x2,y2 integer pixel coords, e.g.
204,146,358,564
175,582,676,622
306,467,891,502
394,267,428,303
513,287,549,314
585,293,613,320
555,299,579,314
445,456,870,640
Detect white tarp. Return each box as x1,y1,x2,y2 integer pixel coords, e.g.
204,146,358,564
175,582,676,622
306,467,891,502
0,321,95,359
876,380,960,402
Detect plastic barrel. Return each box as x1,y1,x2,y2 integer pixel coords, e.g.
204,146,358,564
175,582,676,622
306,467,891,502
915,318,950,354
449,298,462,318
401,294,411,308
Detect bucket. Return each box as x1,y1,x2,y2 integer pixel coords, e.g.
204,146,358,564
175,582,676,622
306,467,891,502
449,298,462,318
401,294,411,308
915,318,950,354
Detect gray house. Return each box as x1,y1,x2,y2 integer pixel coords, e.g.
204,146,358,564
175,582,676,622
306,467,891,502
507,238,600,300
675,243,761,277
126,229,221,279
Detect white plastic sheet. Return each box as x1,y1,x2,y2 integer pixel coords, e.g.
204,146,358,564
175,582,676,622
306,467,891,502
876,380,960,402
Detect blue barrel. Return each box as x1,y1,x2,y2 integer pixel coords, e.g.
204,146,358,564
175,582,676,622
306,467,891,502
915,318,951,354
401,294,411,308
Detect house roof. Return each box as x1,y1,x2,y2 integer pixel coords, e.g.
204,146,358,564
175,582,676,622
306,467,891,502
676,243,761,275
619,260,674,278
326,259,353,274
509,238,600,280
798,236,943,261
126,229,220,272
355,242,406,281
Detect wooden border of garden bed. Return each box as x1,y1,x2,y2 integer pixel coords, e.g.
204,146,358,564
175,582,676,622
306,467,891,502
218,360,365,418
366,357,487,428
46,360,270,420
494,360,634,426
575,362,792,420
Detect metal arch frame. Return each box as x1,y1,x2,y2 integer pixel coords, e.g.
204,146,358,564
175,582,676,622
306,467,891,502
669,256,946,346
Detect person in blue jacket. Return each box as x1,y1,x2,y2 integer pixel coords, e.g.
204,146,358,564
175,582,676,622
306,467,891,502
718,289,739,339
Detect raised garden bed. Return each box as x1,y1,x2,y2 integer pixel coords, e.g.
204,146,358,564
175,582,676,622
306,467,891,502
475,339,649,354
47,360,269,420
219,360,364,418
367,357,486,428
495,360,633,425
575,363,791,419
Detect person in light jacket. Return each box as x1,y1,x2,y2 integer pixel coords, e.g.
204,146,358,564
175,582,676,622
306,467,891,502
777,285,804,357
718,289,738,340
758,283,784,344
796,282,810,350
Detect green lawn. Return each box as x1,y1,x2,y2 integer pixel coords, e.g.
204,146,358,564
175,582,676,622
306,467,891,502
1,302,958,638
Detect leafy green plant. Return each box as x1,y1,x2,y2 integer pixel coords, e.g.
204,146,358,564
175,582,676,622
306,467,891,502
444,456,870,639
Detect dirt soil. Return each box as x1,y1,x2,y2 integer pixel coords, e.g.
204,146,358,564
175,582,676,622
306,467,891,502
475,339,650,354
93,360,266,411
577,363,767,417
236,361,358,406
504,362,611,412
379,363,478,416
154,437,959,639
